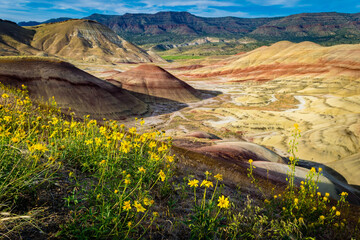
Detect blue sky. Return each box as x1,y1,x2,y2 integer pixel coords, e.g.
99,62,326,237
1,0,359,23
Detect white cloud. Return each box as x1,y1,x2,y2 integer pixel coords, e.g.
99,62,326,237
186,7,249,18
247,0,300,7
142,0,241,7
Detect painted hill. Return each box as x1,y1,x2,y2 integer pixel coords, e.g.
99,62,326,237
84,11,360,45
28,19,159,63
0,57,147,119
106,64,201,103
0,19,40,56
189,41,360,94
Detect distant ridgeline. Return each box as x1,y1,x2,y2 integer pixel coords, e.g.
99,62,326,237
16,12,360,46
18,17,72,26
81,11,360,46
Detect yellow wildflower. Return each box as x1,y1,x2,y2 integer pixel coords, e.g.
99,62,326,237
214,173,223,181
341,192,348,196
336,211,340,216
325,193,330,197
128,127,137,134
188,179,199,188
123,201,131,211
143,197,151,206
138,167,146,173
200,180,213,188
114,189,119,194
294,198,299,204
319,215,325,221
323,197,328,201
1,93,9,99
294,123,299,129
11,137,20,143
149,141,157,148
318,167,322,172
217,195,230,209
332,206,336,211
3,116,11,122
249,159,253,164
124,179,131,185
317,192,321,196
134,201,146,212
153,212,159,217
310,167,316,173
298,217,304,223
127,221,132,228
29,143,48,153
167,155,174,163
159,170,166,181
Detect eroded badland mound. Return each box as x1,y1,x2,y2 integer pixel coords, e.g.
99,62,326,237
0,57,147,119
190,41,360,91
107,64,201,103
28,19,158,63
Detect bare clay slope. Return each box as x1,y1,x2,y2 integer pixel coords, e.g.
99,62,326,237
29,19,159,63
0,57,147,119
184,41,360,185
108,64,201,103
191,41,360,84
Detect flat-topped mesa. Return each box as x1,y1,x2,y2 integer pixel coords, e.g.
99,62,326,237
107,64,201,103
0,57,147,119
28,19,160,63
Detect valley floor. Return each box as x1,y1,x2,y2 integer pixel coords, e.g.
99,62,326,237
82,60,360,187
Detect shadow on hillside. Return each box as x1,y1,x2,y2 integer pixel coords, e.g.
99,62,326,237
197,89,222,100
125,88,222,117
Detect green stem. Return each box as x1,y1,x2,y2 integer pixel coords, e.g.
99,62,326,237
211,180,219,202
201,188,207,210
193,187,197,205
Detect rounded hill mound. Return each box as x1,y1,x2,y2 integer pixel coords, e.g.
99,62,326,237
0,57,147,119
108,64,201,103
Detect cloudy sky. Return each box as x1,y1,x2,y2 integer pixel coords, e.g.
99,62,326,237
1,0,359,23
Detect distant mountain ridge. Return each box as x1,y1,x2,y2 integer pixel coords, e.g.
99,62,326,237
83,11,360,45
84,11,276,44
18,17,72,26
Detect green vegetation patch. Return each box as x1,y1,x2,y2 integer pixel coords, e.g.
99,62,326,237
161,55,205,61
